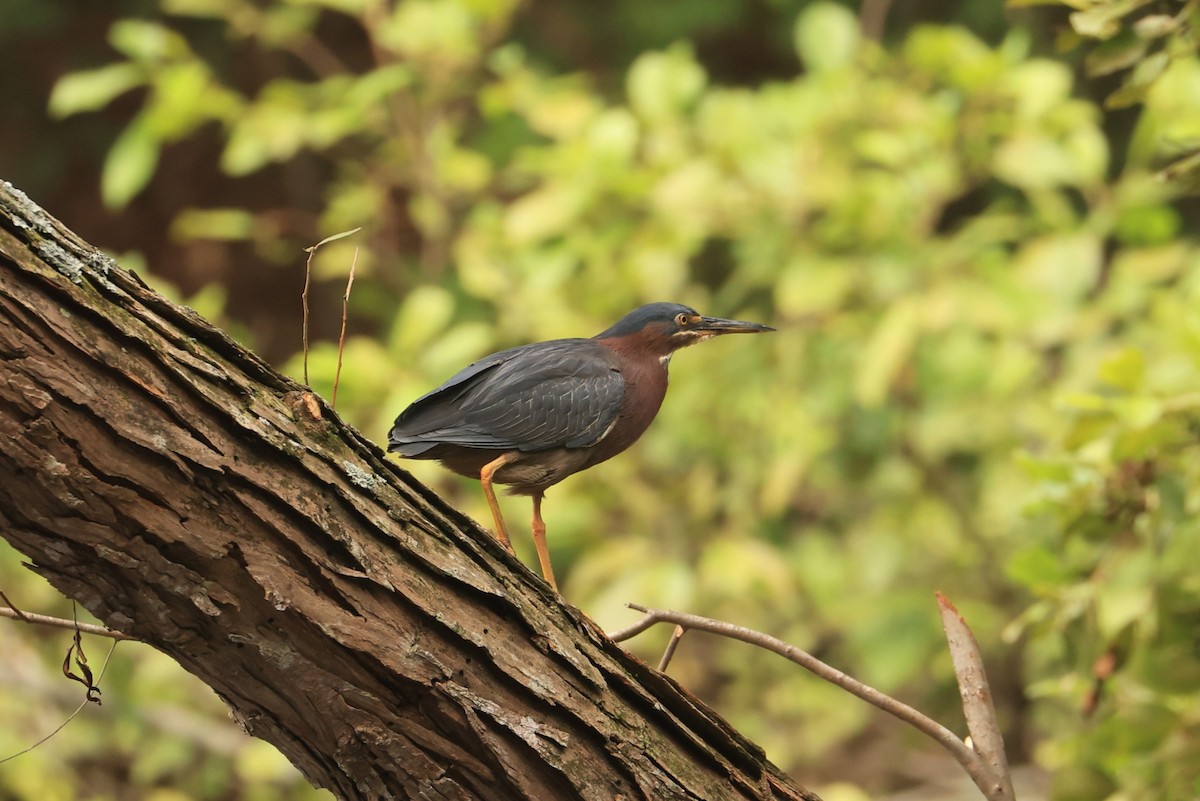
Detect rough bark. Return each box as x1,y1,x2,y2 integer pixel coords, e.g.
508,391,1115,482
0,180,820,801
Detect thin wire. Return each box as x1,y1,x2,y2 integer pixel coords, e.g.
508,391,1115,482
0,638,120,765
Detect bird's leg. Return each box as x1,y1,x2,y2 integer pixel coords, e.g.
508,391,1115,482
479,453,517,554
530,492,559,592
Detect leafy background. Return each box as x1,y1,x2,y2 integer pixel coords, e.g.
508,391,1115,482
3,0,1200,799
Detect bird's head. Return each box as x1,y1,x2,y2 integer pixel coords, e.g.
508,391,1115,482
594,302,774,361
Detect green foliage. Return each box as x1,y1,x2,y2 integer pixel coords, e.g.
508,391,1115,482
1028,0,1200,183
8,1,1200,799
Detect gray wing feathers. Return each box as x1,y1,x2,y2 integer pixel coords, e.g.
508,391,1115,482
388,340,624,454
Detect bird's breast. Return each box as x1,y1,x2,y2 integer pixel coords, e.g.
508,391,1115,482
581,355,668,469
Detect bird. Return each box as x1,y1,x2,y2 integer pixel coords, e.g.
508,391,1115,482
387,302,774,591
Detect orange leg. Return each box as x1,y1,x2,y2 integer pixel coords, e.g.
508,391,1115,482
531,492,558,592
479,453,517,554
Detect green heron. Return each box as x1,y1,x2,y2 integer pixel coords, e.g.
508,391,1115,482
388,302,773,590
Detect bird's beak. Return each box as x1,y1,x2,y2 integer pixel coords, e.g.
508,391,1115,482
694,315,775,335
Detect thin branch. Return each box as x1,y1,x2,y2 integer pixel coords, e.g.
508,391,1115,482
1,607,137,641
0,589,29,621
615,604,1004,801
607,613,660,643
938,593,1015,801
657,625,686,672
332,246,359,410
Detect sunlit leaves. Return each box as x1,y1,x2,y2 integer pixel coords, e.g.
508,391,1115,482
1028,0,1195,113
220,72,407,175
57,19,243,207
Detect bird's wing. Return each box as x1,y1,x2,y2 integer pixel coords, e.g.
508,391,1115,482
387,339,625,454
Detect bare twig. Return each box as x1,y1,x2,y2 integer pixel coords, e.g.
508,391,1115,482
332,246,359,410
301,227,362,387
302,249,313,385
0,589,29,621
1,606,136,641
614,603,1012,801
607,613,659,643
938,593,1015,801
657,625,686,672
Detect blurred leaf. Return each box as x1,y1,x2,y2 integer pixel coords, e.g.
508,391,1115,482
291,0,371,13
1114,203,1181,245
1007,545,1073,591
163,0,239,14
378,0,481,64
1095,550,1155,638
1105,50,1170,108
391,285,456,353
108,19,190,61
1070,0,1156,40
503,184,585,245
794,2,860,73
220,85,308,174
171,208,256,242
1097,347,1145,391
101,115,160,208
48,62,144,117
1132,14,1180,38
627,44,707,121
146,61,233,137
1084,29,1148,77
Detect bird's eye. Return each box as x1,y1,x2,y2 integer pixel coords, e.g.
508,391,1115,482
675,313,690,327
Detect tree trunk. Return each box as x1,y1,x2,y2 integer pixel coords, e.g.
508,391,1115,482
0,180,820,801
